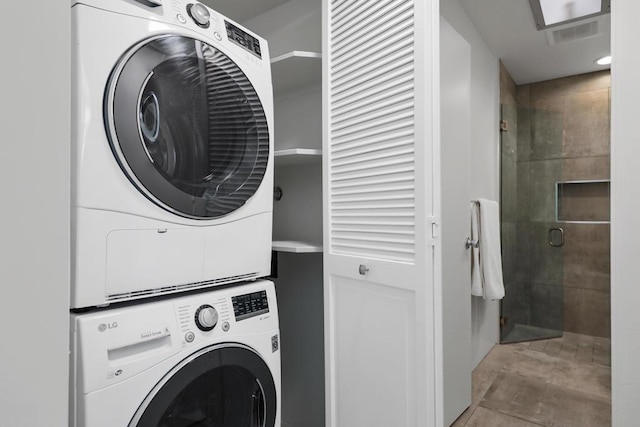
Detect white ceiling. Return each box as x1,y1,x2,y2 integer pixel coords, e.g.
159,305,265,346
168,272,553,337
459,0,611,84
202,0,291,23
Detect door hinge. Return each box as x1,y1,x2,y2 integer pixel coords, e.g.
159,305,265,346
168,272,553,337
500,120,508,132
500,316,507,327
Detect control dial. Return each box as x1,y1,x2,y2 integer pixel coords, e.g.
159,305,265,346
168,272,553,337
187,3,210,28
195,305,218,331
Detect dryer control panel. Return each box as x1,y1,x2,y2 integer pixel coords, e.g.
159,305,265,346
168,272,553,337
225,21,262,58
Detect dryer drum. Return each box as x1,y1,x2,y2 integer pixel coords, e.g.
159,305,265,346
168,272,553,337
106,35,270,219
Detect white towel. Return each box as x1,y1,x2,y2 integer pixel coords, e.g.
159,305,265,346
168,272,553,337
470,199,505,300
470,202,483,297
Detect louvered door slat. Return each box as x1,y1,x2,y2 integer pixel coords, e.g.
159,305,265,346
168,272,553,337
331,226,415,235
331,111,413,140
332,45,413,88
332,145,414,167
333,73,413,111
332,100,414,133
332,174,413,189
332,10,413,68
332,65,412,103
332,62,413,107
331,0,360,19
333,133,414,158
329,0,416,258
332,0,377,29
332,80,413,117
329,0,415,262
332,0,405,48
332,117,413,145
332,85,414,124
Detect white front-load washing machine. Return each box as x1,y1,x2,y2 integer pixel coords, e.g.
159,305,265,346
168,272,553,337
71,0,274,309
70,280,280,426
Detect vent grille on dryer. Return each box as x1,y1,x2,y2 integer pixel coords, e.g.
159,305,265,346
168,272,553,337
106,273,259,303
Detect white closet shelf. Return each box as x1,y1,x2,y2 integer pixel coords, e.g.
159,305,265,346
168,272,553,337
274,148,322,166
271,51,322,96
272,240,323,253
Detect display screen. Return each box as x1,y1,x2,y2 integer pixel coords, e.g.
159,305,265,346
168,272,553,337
225,21,262,58
232,290,269,321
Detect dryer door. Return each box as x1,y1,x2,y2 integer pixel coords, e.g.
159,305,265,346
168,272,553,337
129,344,277,427
105,35,269,219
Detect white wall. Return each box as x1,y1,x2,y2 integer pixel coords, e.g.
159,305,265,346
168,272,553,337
440,17,473,425
246,0,324,244
0,2,70,427
611,1,640,425
440,0,501,368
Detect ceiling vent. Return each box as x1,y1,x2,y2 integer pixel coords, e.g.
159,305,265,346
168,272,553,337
546,18,603,45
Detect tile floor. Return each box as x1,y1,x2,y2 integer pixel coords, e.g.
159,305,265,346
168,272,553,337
451,332,611,427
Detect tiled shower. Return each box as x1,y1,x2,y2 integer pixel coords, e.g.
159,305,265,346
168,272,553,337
500,65,611,342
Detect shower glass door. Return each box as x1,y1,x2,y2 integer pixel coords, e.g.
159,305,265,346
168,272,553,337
500,103,564,343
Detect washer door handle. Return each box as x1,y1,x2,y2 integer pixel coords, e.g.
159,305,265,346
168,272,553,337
251,388,264,427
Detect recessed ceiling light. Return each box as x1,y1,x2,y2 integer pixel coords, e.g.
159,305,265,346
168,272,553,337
529,0,611,30
595,55,612,65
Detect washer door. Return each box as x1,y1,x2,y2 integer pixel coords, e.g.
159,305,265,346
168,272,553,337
106,35,269,219
129,344,277,427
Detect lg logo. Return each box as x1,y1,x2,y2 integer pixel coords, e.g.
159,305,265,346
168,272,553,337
97,322,118,332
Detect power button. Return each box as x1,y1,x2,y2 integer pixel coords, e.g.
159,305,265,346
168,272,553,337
185,331,195,343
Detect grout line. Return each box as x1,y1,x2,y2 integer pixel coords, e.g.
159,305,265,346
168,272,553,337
457,405,478,427
492,408,548,427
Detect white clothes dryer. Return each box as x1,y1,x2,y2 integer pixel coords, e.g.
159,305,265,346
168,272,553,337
71,0,274,308
70,280,280,427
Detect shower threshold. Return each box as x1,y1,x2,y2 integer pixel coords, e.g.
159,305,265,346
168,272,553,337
501,323,563,344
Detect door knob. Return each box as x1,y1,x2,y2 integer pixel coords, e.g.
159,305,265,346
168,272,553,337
465,237,479,249
358,264,369,275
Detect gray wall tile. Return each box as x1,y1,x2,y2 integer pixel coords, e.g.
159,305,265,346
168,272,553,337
530,282,564,331
562,155,610,181
530,110,563,160
529,222,564,286
529,160,562,222
564,287,611,338
517,107,531,161
563,224,610,292
562,89,610,158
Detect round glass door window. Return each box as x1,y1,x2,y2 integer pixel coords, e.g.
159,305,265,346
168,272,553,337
129,344,277,426
105,35,269,219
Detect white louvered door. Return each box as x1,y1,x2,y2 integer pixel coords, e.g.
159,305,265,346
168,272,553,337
323,1,440,426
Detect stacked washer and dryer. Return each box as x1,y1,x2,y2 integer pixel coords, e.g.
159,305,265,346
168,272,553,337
69,0,280,425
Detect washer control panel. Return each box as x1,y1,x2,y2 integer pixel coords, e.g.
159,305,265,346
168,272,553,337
232,290,269,321
194,304,218,331
73,280,276,395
